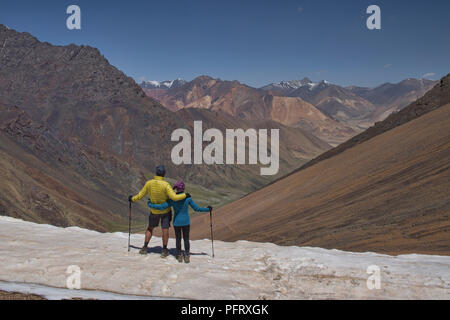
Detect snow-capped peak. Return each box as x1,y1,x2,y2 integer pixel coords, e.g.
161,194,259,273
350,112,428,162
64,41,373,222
307,82,319,90
274,78,313,89
147,80,161,87
140,78,186,89
263,78,332,91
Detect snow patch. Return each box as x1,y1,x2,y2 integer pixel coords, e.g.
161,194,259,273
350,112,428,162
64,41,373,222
0,216,448,300
140,79,186,89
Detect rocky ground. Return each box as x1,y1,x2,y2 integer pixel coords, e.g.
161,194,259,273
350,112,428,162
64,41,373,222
0,290,46,300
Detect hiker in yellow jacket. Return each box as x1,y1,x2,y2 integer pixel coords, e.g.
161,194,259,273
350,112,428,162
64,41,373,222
128,165,187,257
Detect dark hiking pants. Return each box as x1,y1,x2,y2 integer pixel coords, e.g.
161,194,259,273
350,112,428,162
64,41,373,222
174,225,190,255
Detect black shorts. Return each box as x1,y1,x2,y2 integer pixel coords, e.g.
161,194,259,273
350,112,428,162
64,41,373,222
148,211,172,229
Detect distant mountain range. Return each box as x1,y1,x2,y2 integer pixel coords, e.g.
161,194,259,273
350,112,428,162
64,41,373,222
260,77,437,129
142,76,436,135
142,75,356,146
346,78,437,123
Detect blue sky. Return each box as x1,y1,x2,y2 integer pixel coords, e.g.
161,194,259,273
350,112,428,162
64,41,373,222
1,0,449,88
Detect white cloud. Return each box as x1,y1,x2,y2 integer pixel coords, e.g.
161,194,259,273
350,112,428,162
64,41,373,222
422,72,435,79
137,76,147,83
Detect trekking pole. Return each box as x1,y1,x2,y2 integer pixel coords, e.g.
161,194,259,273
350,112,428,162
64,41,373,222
128,201,132,252
209,208,214,258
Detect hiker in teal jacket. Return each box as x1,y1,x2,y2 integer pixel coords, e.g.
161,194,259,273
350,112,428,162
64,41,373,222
147,181,211,263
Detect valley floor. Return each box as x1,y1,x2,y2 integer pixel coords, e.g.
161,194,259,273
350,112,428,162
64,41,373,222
0,216,448,299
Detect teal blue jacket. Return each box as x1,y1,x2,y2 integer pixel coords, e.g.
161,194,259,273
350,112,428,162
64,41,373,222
147,197,209,227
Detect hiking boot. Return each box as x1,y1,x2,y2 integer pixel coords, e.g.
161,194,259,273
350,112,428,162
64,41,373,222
184,254,190,264
177,254,183,263
139,246,148,255
161,248,169,258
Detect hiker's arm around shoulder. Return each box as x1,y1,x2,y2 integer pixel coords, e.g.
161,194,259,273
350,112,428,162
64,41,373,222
147,199,170,210
166,184,186,201
188,198,210,212
131,181,150,202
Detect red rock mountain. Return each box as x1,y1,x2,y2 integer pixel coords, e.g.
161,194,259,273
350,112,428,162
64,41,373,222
147,75,356,146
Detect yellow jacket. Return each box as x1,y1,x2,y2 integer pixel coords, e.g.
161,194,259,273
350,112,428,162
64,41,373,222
132,176,186,214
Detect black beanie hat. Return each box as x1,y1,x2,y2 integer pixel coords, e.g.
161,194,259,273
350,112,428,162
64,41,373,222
156,165,166,177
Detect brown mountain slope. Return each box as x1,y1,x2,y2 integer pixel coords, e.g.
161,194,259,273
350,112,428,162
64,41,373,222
268,95,354,146
141,88,171,108
0,133,125,231
290,74,450,174
0,104,147,231
149,76,355,146
191,102,450,255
